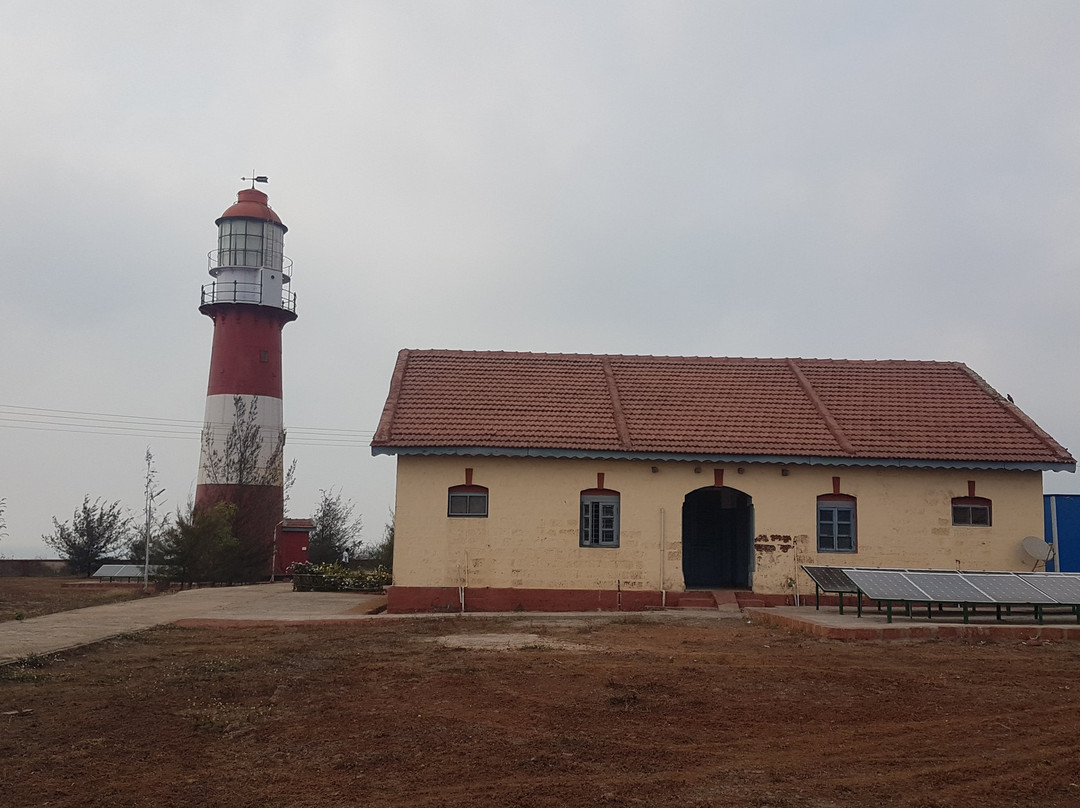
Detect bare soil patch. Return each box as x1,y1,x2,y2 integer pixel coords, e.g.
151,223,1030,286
3,615,1080,807
0,576,155,623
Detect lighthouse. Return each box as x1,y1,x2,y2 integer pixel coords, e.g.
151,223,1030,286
195,181,296,577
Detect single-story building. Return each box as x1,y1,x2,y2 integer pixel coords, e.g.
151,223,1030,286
371,350,1075,612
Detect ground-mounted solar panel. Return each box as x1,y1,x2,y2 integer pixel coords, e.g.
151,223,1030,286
904,572,995,603
845,569,930,602
1021,573,1080,604
815,567,1080,625
962,573,1057,604
801,566,857,592
92,564,159,579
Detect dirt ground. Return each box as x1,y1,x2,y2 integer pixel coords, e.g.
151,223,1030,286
3,613,1080,808
0,577,155,623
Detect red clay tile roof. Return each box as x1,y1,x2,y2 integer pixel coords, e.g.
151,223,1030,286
371,350,1075,469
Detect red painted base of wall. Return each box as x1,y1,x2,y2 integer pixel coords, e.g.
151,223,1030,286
385,586,797,613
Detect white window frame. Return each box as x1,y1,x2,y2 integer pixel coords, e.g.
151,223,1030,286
580,494,620,547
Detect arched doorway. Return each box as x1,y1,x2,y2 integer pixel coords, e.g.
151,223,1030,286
682,486,754,589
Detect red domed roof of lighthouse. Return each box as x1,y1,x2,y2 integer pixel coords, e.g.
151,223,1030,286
216,188,288,232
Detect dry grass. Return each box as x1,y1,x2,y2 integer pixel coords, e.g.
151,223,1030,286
3,616,1080,807
0,576,154,622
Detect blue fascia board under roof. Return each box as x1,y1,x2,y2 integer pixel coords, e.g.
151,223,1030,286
371,445,1076,472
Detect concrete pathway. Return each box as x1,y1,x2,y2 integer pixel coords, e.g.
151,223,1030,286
0,584,385,665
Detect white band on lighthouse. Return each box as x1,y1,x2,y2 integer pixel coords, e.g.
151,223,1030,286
198,393,285,487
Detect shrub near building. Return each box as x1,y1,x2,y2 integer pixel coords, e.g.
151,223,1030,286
288,562,391,592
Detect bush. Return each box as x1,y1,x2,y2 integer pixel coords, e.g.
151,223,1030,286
288,561,391,592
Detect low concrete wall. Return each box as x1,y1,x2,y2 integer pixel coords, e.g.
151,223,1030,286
0,559,68,577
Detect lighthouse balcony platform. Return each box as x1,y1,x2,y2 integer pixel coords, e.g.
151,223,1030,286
201,280,296,312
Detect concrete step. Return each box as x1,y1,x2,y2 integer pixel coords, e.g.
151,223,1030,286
736,598,768,609
679,591,718,606
678,591,721,604
710,589,741,605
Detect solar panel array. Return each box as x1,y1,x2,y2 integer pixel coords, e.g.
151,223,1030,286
802,565,1080,623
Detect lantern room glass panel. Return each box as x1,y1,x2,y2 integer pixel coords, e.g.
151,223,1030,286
217,219,285,270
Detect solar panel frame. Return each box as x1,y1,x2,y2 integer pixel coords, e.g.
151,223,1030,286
801,566,858,593
961,573,1057,604
845,569,931,602
903,572,996,604
1020,573,1080,604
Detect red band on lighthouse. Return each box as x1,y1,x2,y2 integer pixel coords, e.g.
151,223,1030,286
204,306,286,398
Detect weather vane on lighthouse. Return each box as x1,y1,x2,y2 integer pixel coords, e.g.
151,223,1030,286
241,173,269,189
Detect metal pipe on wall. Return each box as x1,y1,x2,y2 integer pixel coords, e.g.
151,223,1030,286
660,507,666,608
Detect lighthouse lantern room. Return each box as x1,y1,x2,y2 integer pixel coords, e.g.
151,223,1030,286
202,188,294,310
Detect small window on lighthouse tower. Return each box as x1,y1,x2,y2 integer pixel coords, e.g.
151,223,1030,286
260,350,269,363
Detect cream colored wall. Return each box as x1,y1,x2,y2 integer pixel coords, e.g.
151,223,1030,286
392,455,1047,595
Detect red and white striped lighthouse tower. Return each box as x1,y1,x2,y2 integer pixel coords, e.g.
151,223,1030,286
195,181,296,571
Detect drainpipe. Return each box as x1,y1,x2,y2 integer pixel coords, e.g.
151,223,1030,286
792,536,801,607
659,507,667,608
460,553,469,613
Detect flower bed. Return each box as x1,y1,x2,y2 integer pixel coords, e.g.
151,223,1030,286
288,561,391,592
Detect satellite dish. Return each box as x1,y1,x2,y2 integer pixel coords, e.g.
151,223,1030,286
1021,535,1052,561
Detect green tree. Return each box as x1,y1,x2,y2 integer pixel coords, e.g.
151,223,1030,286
308,488,363,564
160,501,237,587
43,496,132,577
124,514,169,565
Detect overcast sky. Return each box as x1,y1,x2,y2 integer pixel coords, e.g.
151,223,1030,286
2,1,1078,559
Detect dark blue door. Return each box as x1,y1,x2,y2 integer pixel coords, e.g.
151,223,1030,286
682,486,753,588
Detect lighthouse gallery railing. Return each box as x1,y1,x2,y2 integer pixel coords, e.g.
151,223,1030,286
201,280,297,312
